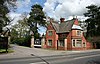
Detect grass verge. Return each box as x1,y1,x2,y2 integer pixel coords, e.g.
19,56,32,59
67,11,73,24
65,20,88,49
0,49,14,54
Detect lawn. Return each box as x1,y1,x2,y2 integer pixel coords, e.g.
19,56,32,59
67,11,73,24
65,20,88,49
0,49,14,54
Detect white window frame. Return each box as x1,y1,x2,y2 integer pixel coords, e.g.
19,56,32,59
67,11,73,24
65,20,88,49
59,40,64,47
83,42,86,47
48,30,53,36
72,39,76,47
76,39,82,47
48,39,52,46
72,39,82,47
76,30,81,36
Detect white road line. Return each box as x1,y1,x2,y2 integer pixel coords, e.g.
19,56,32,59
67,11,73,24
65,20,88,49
30,62,46,64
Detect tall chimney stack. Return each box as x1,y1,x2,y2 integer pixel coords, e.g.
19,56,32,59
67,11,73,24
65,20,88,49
60,18,65,23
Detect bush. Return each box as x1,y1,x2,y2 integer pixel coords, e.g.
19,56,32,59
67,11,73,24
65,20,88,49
11,35,31,47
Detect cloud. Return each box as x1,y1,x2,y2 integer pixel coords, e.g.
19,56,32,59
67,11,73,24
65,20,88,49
8,12,22,25
43,0,100,20
16,0,31,8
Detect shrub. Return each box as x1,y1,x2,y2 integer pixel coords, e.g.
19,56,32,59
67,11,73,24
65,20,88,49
11,35,31,47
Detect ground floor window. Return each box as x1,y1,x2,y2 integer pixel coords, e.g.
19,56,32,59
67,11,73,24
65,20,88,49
83,42,86,47
72,40,75,47
76,40,82,47
72,39,82,47
48,40,52,46
59,40,64,47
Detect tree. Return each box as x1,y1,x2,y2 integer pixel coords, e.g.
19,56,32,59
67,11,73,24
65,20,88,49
11,18,30,38
27,4,46,39
84,5,100,38
11,16,31,46
0,0,17,33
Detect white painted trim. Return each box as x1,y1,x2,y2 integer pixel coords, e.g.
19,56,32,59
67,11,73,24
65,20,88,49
47,39,52,46
82,42,86,47
76,30,81,36
65,39,67,48
72,39,76,48
47,30,53,36
72,39,83,48
34,45,41,47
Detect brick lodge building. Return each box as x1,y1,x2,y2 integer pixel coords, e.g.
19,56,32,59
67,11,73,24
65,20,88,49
43,18,92,50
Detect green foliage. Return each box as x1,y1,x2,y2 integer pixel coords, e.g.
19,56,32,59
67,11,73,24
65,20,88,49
27,4,46,39
11,18,30,38
11,35,31,47
0,0,9,32
84,5,100,37
0,49,14,53
0,0,17,33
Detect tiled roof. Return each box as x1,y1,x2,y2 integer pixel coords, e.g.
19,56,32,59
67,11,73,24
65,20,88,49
51,20,74,33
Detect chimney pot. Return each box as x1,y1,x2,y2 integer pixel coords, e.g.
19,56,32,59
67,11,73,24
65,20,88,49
60,18,65,23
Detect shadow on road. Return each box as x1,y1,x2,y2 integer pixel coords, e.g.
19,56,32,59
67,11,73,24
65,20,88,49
86,60,100,64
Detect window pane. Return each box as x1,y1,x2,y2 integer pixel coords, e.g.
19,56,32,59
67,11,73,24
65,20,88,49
77,31,81,36
48,40,52,46
73,40,75,47
48,31,53,36
76,40,82,47
59,40,64,47
83,42,86,47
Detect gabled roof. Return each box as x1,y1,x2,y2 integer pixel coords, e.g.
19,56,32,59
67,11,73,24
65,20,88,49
51,20,74,33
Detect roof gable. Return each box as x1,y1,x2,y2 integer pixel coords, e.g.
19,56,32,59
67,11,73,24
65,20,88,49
50,20,74,33
47,18,82,33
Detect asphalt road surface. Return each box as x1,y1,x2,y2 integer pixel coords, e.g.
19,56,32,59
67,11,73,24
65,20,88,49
0,51,100,64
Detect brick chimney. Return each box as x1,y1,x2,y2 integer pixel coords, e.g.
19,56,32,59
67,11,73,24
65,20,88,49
60,18,65,23
74,18,79,25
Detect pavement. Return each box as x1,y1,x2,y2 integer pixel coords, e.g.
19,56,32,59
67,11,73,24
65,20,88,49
0,44,100,59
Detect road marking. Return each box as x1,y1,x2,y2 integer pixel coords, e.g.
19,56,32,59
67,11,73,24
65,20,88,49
30,62,46,64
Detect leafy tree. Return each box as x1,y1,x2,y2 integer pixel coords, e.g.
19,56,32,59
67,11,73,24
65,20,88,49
27,4,46,39
84,5,100,37
11,16,31,47
0,0,17,33
11,18,29,38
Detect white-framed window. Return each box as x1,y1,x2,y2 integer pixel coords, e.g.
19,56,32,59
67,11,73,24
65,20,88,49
83,42,86,47
76,40,82,47
72,39,82,47
48,30,53,36
72,39,75,47
77,30,81,36
48,40,52,46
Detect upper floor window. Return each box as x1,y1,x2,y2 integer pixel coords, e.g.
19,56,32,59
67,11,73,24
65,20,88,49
77,30,81,36
48,31,53,36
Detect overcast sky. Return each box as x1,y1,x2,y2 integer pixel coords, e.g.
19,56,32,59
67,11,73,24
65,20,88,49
8,0,100,35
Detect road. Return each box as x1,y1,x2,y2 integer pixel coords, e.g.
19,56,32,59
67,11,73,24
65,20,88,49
0,45,100,64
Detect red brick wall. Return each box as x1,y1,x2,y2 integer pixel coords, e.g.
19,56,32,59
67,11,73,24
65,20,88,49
67,32,72,50
45,22,57,49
